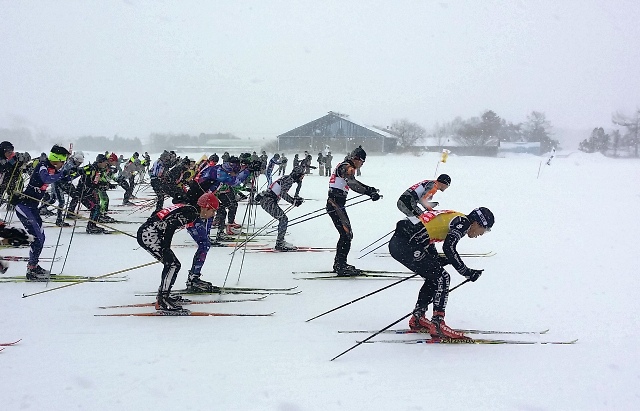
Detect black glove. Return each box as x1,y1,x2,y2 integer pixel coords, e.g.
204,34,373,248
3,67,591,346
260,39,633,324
369,192,381,201
464,268,483,282
109,184,117,190
437,255,450,267
292,197,304,207
364,186,378,196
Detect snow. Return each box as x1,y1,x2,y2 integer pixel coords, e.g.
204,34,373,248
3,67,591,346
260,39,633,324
1,151,639,410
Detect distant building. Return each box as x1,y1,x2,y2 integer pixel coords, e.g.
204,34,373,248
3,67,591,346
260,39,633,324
498,141,541,155
277,112,397,154
416,136,499,157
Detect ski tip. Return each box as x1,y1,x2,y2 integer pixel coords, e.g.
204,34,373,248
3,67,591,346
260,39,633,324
541,329,550,334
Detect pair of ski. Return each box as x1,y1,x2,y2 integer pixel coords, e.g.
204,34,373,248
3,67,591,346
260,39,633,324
340,328,577,345
0,256,61,262
135,285,300,297
372,251,497,258
97,295,275,317
0,339,22,352
0,275,128,283
292,269,418,280
242,246,336,253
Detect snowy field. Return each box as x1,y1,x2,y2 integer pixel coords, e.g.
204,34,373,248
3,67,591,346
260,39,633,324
1,150,639,410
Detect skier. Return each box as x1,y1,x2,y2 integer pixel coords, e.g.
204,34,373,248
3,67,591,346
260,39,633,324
317,153,325,176
12,144,72,279
397,174,451,217
265,153,282,185
149,151,171,213
257,165,305,251
276,153,288,176
388,207,494,340
71,154,112,233
137,192,219,314
326,146,381,276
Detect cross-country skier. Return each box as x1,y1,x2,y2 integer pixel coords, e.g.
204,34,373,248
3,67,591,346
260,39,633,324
137,192,219,314
265,153,282,185
257,165,305,251
389,207,494,340
12,144,72,279
326,146,381,276
397,174,451,217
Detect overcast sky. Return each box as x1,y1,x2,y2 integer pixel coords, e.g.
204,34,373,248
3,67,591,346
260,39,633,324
1,1,638,141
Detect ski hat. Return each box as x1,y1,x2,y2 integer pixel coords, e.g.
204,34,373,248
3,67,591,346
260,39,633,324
108,153,118,162
71,151,85,164
351,146,367,161
468,207,494,231
96,154,108,163
0,141,14,152
197,192,219,210
437,174,451,185
209,154,219,162
273,153,280,160
48,145,70,162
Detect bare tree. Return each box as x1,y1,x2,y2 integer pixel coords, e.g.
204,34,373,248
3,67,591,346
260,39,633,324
612,109,640,157
391,119,426,152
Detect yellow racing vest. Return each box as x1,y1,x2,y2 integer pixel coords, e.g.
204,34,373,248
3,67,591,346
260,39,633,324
418,210,466,243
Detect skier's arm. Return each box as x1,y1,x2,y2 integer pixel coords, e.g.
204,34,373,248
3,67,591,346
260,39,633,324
442,216,472,276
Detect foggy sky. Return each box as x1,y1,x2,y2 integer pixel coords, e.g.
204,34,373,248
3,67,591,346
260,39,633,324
1,1,638,141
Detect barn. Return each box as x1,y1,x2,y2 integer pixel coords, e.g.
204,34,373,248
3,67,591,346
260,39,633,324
277,111,397,154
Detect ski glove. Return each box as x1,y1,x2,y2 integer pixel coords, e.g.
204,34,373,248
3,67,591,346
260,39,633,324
292,197,304,207
437,255,450,267
464,268,483,282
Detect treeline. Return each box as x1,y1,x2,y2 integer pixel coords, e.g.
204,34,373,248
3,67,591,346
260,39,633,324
391,110,558,154
578,110,639,157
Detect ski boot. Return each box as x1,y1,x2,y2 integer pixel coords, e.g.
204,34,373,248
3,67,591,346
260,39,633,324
275,240,297,251
155,292,190,315
409,311,435,333
86,222,107,234
26,265,51,281
186,273,219,293
333,262,362,277
430,311,471,341
55,219,71,227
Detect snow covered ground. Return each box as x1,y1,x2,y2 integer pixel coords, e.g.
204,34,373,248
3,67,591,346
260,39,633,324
1,150,639,410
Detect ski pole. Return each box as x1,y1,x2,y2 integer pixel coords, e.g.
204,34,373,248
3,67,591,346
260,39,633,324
306,273,421,322
270,194,367,228
264,197,373,235
357,239,390,259
359,229,395,252
21,261,160,298
329,279,470,361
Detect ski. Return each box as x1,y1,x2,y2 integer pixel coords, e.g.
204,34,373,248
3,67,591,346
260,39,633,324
292,269,413,275
95,311,276,317
174,242,269,248
0,256,62,262
0,339,22,346
294,273,419,280
135,285,300,297
339,328,550,335
374,251,496,258
98,295,267,309
243,246,336,253
362,337,578,345
0,276,127,283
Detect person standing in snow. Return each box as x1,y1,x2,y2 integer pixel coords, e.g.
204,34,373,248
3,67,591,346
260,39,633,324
137,192,219,314
397,174,451,217
326,146,381,276
389,207,494,340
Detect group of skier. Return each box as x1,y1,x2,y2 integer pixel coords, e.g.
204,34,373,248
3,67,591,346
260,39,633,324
0,141,495,338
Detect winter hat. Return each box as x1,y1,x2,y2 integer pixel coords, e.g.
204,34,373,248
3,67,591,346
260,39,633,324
209,154,219,162
108,153,118,162
351,146,367,161
71,151,85,164
96,154,108,163
197,192,220,210
48,145,70,162
437,174,451,185
0,141,14,152
468,207,494,230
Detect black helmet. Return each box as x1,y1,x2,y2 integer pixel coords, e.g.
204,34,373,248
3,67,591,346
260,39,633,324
351,145,366,161
437,174,451,185
96,154,108,163
468,207,494,230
